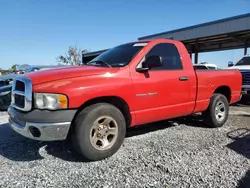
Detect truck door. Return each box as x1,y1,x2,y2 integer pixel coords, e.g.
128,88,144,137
131,42,195,124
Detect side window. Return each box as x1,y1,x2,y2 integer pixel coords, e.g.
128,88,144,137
145,43,182,70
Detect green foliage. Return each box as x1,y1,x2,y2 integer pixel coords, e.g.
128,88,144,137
0,69,14,74
11,64,19,70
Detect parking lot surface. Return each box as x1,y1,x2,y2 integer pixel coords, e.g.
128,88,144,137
0,106,250,188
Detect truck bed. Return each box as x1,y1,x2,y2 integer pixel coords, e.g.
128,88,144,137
193,69,242,113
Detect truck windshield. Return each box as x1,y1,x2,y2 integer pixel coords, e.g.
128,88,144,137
86,42,147,67
234,57,250,66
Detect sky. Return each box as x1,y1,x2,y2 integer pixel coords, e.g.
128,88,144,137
0,0,249,69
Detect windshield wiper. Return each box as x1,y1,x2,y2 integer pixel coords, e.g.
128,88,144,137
87,60,112,68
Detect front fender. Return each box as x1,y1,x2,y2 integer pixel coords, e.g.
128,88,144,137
33,73,135,110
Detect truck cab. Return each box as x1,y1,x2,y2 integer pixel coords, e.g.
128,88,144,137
227,55,250,96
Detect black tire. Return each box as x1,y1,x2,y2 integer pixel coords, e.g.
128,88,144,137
202,93,229,128
0,92,11,111
71,103,126,161
237,94,250,105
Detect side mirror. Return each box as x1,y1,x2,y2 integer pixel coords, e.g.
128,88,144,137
228,61,234,67
136,55,162,72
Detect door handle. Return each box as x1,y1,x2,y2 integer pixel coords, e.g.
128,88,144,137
179,76,188,81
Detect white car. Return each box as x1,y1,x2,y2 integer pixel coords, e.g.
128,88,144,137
227,55,250,98
193,63,218,70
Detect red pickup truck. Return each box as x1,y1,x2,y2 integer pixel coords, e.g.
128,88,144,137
8,39,242,161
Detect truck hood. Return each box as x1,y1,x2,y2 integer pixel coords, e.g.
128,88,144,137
24,65,120,85
227,65,250,70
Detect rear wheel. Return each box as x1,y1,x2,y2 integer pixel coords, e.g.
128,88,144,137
202,93,229,128
71,103,126,161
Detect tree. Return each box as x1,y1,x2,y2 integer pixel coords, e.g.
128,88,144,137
11,64,19,70
57,45,88,65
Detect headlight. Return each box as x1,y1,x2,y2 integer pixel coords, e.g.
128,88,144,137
34,93,68,110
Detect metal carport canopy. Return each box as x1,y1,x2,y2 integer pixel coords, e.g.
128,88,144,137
138,13,250,63
82,13,250,64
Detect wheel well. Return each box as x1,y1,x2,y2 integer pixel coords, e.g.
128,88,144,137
214,86,231,103
73,96,131,128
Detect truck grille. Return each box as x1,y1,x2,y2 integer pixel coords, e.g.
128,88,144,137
14,94,25,108
11,76,32,111
15,80,25,91
241,71,250,85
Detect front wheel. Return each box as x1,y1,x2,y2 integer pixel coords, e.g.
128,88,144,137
202,93,229,128
71,103,126,161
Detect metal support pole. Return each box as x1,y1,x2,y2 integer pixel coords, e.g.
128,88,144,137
194,40,199,64
244,39,248,55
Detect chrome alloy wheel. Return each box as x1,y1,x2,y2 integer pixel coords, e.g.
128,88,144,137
89,116,118,151
215,100,226,122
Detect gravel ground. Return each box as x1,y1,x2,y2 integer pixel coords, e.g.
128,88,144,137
0,108,250,188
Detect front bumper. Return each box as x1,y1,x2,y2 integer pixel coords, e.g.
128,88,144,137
7,105,77,141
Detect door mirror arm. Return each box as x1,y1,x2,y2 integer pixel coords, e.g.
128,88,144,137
136,67,150,72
